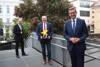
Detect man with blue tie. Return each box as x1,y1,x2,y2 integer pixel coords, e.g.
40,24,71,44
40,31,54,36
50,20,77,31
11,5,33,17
36,16,53,65
64,6,88,67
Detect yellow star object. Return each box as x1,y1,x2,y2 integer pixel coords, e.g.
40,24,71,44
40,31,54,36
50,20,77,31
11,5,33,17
41,29,48,36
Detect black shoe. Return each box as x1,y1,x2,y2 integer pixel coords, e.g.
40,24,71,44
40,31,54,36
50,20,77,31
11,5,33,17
22,54,28,56
16,55,20,58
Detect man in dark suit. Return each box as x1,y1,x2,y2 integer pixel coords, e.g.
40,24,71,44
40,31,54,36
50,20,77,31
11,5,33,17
64,6,88,67
37,16,53,65
13,18,27,58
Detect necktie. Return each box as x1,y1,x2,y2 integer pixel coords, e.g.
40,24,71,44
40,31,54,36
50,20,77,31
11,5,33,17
43,22,45,30
44,23,46,30
73,19,76,32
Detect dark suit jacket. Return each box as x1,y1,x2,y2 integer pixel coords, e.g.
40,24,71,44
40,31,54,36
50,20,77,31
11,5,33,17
13,24,24,42
64,18,88,51
36,22,53,41
0,28,3,36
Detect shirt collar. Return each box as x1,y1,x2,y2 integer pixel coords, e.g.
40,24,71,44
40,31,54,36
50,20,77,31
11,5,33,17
71,18,77,22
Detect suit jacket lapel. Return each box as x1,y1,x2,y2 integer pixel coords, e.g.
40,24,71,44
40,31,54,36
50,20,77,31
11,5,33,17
47,23,49,30
17,24,20,30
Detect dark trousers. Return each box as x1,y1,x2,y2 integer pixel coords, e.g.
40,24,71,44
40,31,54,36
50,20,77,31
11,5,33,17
15,40,25,56
69,46,85,67
40,39,51,61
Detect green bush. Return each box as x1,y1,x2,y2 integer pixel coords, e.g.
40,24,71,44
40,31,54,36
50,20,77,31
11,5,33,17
22,21,31,39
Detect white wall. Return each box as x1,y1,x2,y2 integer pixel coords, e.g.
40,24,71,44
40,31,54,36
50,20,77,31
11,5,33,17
0,0,22,26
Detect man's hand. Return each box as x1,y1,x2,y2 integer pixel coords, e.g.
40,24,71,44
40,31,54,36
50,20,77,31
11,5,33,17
41,36,43,39
69,37,80,44
74,38,80,43
69,37,76,44
41,35,48,39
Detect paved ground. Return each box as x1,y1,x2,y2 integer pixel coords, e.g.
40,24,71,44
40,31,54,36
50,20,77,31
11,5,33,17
0,48,61,67
85,45,100,67
0,46,100,67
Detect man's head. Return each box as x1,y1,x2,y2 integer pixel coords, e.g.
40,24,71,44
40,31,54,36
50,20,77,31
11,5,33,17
31,17,38,24
68,6,77,19
18,17,23,24
42,16,47,23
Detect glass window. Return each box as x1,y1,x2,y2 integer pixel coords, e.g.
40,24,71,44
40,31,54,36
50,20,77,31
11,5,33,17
92,11,94,13
92,16,94,18
7,5,10,14
90,24,94,33
80,11,90,17
0,18,2,21
80,1,90,8
6,18,10,24
0,5,2,13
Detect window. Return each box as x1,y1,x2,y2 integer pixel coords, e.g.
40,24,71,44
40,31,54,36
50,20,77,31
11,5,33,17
6,18,10,24
80,1,90,8
0,5,2,13
92,16,94,18
90,24,94,33
7,5,10,14
92,11,94,13
80,11,90,17
0,18,2,21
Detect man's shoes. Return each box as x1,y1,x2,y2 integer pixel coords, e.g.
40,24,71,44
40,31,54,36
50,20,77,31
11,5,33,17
42,60,46,65
16,55,20,58
48,60,53,65
22,54,28,56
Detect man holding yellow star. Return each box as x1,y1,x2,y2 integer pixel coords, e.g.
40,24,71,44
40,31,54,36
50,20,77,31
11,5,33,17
36,16,53,65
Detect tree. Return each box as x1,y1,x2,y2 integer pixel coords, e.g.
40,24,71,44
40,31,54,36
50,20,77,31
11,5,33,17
15,0,38,21
14,0,71,34
0,19,3,36
0,18,3,28
37,0,70,34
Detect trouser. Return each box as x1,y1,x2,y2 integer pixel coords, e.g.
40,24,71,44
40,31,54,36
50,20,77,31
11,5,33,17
69,46,85,67
40,39,51,61
15,40,26,56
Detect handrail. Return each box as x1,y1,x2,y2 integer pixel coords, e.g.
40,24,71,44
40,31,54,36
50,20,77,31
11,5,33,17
30,35,67,49
31,34,100,48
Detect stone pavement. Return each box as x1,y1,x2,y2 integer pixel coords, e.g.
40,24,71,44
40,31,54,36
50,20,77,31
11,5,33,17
0,47,100,67
85,45,100,67
0,48,61,67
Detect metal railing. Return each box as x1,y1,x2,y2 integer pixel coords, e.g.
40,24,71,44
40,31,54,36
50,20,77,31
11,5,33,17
31,32,71,67
30,32,100,67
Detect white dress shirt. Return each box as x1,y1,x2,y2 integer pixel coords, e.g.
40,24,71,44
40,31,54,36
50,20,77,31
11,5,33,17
43,22,47,30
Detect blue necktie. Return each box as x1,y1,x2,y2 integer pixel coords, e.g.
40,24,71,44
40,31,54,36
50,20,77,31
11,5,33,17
73,19,76,32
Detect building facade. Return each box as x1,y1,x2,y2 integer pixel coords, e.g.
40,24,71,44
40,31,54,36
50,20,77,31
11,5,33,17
0,0,22,39
90,0,100,34
0,0,21,26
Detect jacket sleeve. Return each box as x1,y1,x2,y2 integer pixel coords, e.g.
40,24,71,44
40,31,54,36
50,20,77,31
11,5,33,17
13,25,18,35
64,22,70,41
80,20,89,42
48,23,53,37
